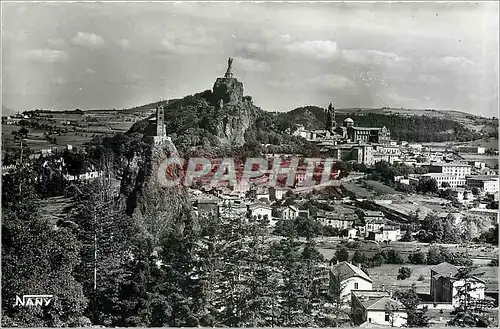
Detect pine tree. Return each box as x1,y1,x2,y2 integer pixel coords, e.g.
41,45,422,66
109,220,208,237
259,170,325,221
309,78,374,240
2,166,88,327
448,268,495,327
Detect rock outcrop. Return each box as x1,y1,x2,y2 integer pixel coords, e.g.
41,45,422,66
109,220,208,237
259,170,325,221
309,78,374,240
120,136,196,245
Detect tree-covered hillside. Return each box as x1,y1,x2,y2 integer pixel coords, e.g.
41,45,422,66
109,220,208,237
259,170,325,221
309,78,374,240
278,106,482,142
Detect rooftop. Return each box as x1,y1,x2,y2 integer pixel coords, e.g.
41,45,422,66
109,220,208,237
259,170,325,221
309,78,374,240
330,261,373,283
466,175,499,181
426,162,471,167
430,262,458,278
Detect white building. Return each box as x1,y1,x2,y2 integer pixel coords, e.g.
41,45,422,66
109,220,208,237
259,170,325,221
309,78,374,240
421,173,466,188
465,175,499,194
281,205,299,220
424,162,472,178
430,262,485,308
329,261,373,303
247,203,272,221
367,225,401,242
351,291,407,327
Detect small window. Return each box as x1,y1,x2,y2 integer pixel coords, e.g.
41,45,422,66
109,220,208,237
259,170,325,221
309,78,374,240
385,312,390,322
354,283,359,289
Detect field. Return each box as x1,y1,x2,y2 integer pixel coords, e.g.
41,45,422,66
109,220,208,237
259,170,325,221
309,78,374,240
342,182,375,198
461,154,498,168
367,264,498,293
464,138,499,150
364,180,398,195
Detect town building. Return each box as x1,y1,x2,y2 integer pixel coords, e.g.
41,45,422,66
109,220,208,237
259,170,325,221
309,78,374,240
329,261,373,303
197,198,220,220
351,290,407,327
247,203,272,221
430,262,486,307
423,162,472,178
317,211,356,230
366,224,401,242
282,205,299,220
420,173,466,188
147,104,171,145
465,175,499,194
455,146,486,154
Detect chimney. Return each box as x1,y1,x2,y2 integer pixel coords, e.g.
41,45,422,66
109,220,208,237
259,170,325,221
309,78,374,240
382,284,386,291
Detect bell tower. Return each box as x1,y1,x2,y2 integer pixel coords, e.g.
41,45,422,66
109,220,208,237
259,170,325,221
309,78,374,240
156,104,166,137
325,102,336,132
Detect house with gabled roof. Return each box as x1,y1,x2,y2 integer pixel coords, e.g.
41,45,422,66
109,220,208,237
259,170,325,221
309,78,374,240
329,261,373,303
351,290,407,327
281,205,299,220
430,262,486,307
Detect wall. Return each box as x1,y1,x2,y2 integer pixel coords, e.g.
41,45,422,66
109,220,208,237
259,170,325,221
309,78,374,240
452,280,485,307
366,310,407,327
340,277,372,302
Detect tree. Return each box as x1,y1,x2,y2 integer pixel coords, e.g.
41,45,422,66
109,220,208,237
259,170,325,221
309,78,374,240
448,267,495,327
351,250,366,265
2,167,88,327
335,247,349,263
400,227,415,242
393,284,429,327
441,182,450,188
327,267,352,326
397,267,412,280
426,245,454,265
408,251,426,265
382,249,403,264
416,177,438,194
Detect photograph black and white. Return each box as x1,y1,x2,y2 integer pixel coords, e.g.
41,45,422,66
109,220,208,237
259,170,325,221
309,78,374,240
1,1,499,328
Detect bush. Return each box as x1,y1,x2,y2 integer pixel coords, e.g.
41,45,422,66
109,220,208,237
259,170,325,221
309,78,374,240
335,247,349,262
382,249,403,264
352,250,366,265
363,252,384,268
426,245,454,265
408,251,426,265
418,274,425,281
397,267,412,280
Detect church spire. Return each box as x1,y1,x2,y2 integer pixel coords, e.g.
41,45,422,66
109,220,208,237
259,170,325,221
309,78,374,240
325,102,336,132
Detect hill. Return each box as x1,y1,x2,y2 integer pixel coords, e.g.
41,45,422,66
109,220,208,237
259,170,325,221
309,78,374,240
126,75,318,156
279,106,483,143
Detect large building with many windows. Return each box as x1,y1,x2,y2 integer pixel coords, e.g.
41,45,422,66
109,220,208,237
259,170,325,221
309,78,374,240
423,162,472,178
465,175,499,194
421,173,466,188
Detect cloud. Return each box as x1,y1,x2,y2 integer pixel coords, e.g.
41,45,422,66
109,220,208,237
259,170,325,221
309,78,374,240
71,31,104,47
417,74,440,84
85,68,96,74
423,56,478,71
52,77,67,85
24,48,69,63
117,38,130,49
285,40,338,59
48,37,65,47
270,74,355,90
343,49,406,65
233,57,271,72
306,74,356,90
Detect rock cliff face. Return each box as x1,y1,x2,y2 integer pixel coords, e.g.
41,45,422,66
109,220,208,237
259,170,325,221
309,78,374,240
120,136,196,244
212,77,244,104
211,77,258,146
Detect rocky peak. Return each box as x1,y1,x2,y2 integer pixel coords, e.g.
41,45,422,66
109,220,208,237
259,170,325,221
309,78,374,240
212,77,244,105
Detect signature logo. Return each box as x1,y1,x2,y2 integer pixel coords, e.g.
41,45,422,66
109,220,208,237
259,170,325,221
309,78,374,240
13,294,53,307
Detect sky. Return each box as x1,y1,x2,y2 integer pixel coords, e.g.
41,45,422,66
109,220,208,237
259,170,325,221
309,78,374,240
2,2,499,117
